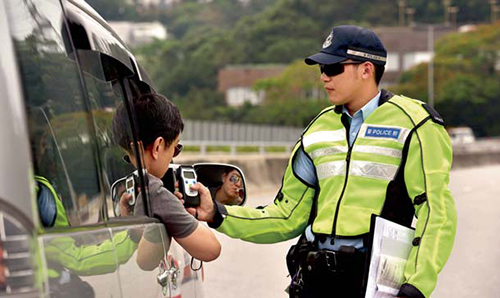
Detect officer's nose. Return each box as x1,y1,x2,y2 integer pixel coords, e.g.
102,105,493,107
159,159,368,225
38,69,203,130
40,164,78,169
320,72,331,82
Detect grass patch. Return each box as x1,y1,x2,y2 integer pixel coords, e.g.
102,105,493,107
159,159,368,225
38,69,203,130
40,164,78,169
236,146,260,153
206,145,231,152
183,145,200,152
265,146,288,153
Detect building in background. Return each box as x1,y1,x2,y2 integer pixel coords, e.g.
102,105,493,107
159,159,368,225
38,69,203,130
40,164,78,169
374,26,456,87
218,65,286,107
127,0,180,10
108,21,167,47
129,0,249,8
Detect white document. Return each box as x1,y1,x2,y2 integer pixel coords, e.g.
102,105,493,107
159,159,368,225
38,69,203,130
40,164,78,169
364,217,415,298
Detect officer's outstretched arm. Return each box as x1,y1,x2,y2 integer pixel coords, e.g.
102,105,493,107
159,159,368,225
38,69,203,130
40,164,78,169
399,121,457,298
44,230,138,276
208,143,316,244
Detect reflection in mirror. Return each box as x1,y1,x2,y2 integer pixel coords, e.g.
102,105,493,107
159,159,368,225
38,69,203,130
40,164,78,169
111,176,136,217
193,164,246,206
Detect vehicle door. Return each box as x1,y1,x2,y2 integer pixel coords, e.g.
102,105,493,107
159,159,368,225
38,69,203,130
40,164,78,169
61,1,180,297
3,0,124,296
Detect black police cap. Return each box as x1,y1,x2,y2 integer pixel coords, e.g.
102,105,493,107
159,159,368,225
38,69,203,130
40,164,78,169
305,25,387,66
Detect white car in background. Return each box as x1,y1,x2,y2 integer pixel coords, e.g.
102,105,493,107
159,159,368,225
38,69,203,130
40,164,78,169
448,127,475,145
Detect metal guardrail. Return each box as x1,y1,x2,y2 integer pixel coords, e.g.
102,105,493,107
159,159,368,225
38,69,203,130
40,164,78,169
182,120,303,143
181,141,295,155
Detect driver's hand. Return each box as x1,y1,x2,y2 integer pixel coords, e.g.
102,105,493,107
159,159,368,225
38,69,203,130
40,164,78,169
173,181,185,205
119,193,132,216
186,182,216,223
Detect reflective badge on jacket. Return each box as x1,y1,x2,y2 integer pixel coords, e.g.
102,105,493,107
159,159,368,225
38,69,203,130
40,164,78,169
365,126,401,140
359,124,410,144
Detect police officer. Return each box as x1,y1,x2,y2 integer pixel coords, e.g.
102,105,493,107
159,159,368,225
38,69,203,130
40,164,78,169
190,25,457,298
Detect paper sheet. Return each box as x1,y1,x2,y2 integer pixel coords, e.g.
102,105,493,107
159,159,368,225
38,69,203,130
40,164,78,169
364,217,415,298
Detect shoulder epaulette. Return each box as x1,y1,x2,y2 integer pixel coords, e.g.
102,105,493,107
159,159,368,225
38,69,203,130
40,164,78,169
422,103,445,126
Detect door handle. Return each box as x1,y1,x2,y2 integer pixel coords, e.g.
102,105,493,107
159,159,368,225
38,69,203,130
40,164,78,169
157,266,180,289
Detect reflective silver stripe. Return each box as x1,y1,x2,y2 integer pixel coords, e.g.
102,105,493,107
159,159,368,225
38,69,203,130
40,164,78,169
349,160,398,181
358,124,411,144
303,130,345,148
316,161,346,180
310,146,348,159
346,49,387,62
353,145,402,158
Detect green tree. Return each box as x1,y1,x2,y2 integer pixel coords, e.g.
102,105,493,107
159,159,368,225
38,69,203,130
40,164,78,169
131,0,494,125
392,22,500,137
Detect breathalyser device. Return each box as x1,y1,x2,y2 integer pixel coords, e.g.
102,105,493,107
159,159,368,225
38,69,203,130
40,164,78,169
176,166,200,207
125,173,137,205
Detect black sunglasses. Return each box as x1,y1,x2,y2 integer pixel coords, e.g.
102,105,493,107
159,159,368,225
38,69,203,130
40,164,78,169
122,143,183,164
319,61,364,77
173,143,183,158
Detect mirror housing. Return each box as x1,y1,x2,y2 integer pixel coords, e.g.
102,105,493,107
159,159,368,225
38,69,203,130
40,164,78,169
162,163,247,206
193,163,247,206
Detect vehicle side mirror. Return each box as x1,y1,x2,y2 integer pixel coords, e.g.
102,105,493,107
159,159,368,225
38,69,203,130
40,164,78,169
111,177,126,216
193,163,247,206
110,171,139,217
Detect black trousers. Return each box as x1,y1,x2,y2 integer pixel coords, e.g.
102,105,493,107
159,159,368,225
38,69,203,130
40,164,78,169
301,266,365,297
292,249,366,298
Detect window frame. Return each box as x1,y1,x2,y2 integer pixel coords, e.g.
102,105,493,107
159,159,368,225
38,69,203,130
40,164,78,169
61,0,155,223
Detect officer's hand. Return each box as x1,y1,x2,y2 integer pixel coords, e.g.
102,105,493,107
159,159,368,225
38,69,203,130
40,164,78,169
186,182,216,223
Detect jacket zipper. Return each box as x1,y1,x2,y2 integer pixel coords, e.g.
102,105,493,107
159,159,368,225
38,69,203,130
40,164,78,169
329,124,353,244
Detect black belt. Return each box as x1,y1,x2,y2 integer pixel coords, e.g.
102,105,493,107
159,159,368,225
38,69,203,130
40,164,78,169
304,247,366,274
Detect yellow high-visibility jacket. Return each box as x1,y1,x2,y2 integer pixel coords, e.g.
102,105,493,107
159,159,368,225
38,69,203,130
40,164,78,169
211,90,457,298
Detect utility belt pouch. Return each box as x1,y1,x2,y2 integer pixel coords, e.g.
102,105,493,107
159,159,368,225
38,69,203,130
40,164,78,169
286,236,315,298
286,236,314,277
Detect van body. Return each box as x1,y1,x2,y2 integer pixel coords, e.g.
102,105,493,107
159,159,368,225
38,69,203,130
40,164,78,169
0,0,203,297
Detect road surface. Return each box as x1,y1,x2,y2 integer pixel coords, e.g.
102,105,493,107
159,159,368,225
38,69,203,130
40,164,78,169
202,164,500,298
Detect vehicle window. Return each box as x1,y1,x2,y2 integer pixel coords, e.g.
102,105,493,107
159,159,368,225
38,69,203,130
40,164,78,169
77,55,146,218
5,0,104,226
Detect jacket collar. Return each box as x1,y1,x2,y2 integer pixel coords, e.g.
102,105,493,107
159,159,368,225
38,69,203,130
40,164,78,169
334,89,394,114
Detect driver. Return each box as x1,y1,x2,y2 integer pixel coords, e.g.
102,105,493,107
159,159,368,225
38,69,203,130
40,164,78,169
210,169,243,205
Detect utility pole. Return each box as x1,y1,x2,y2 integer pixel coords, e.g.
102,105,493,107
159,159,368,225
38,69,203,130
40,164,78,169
449,6,459,27
406,7,416,27
490,0,499,23
398,0,406,27
428,26,435,108
443,0,452,27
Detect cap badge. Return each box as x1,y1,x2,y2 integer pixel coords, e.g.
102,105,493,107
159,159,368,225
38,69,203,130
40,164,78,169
322,32,333,48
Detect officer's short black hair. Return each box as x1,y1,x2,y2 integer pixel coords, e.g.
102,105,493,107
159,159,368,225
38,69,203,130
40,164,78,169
112,93,184,152
351,60,385,86
374,64,385,86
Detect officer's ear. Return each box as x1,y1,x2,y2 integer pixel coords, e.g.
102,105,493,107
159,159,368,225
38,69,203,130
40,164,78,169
360,62,375,81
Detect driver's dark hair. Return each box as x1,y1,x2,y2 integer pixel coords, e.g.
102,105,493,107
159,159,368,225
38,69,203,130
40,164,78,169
112,93,184,152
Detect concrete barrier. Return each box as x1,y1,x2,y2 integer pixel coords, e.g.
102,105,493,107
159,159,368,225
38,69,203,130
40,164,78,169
176,147,500,190
175,154,289,192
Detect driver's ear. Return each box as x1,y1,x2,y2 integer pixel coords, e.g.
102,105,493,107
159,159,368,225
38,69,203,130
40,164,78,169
151,137,164,160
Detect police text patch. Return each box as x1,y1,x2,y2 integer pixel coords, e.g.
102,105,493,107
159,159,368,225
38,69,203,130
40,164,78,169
365,126,401,140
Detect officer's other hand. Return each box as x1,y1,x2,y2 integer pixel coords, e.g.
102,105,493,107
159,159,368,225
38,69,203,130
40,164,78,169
186,182,216,223
119,193,132,216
